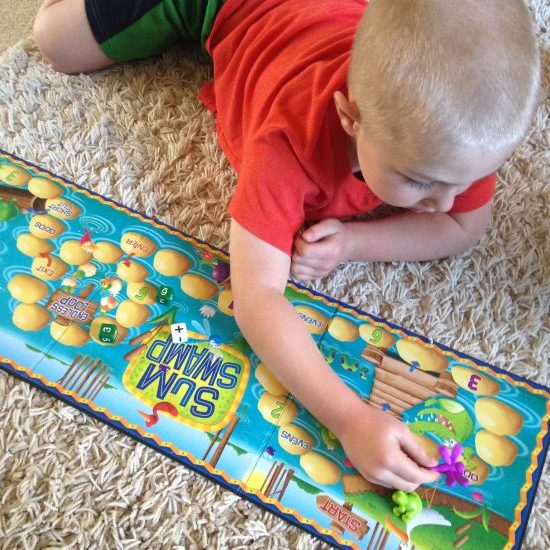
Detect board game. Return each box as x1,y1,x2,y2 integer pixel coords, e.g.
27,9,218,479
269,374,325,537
0,148,548,550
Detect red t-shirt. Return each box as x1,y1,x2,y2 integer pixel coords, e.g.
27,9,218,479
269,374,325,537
200,0,495,255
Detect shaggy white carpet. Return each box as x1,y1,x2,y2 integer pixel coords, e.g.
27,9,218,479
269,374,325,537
0,4,548,548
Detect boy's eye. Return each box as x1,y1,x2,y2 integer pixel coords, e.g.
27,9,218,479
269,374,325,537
403,176,437,190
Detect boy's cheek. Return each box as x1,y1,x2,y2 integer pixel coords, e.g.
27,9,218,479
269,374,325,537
371,185,420,208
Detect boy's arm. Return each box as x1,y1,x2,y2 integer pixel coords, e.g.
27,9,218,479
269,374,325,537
230,219,439,491
291,203,491,280
347,203,492,262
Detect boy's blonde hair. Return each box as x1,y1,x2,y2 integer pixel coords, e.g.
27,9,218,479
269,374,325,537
349,0,540,163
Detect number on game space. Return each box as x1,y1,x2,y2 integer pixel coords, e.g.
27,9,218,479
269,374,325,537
271,400,285,419
369,328,382,344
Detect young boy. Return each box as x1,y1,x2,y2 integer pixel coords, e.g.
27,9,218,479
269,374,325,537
33,0,539,492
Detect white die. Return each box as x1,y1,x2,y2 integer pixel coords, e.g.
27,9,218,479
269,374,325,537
170,322,188,343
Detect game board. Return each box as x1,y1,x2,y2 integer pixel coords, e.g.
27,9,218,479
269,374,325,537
0,148,548,550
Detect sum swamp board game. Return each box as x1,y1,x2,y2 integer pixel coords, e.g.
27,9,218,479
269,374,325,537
0,149,549,550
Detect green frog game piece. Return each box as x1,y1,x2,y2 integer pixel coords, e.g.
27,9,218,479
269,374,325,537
392,490,423,522
0,198,19,221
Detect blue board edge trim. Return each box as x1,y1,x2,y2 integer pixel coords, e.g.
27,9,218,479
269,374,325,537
514,424,550,549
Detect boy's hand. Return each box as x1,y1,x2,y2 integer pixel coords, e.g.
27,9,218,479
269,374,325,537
291,218,354,280
337,402,440,492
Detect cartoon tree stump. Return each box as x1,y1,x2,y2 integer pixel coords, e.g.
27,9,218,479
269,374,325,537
261,461,294,500
202,414,240,467
58,353,110,400
367,523,389,550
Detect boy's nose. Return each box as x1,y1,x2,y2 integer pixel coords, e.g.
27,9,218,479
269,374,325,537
421,193,455,213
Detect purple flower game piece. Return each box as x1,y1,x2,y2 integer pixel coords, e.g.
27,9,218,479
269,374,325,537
430,443,469,488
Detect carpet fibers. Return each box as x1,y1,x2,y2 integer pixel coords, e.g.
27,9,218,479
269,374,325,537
0,5,548,548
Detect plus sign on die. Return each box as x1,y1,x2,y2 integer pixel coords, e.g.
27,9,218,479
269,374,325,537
170,322,188,343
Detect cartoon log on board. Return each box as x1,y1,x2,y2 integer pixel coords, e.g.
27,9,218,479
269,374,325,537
0,176,80,221
364,338,458,417
0,169,63,221
0,185,45,213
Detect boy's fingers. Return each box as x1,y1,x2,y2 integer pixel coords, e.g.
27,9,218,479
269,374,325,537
290,263,326,280
302,219,341,243
293,241,332,263
374,469,419,493
401,432,439,469
292,235,308,255
294,236,325,257
292,249,330,267
391,452,439,486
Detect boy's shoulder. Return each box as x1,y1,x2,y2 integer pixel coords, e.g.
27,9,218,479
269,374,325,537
206,0,365,164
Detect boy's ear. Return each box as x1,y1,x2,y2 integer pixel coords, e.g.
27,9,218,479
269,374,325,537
334,91,361,137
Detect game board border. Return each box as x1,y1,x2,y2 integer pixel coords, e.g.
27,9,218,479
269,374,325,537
1,148,549,549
